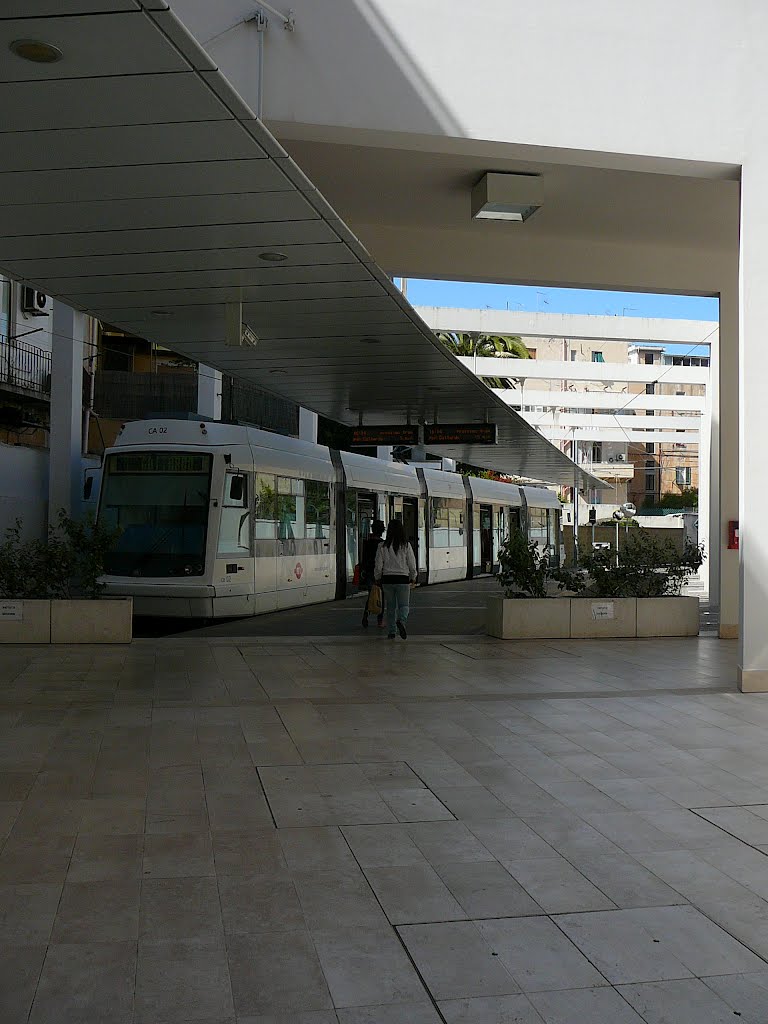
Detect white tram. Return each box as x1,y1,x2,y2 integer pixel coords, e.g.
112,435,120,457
97,418,563,618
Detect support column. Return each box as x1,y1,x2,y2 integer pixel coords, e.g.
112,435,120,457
698,356,712,598
719,281,739,638
738,161,768,689
298,407,318,443
48,301,86,527
197,365,222,420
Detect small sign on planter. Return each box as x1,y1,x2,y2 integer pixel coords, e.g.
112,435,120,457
591,601,615,621
0,602,23,621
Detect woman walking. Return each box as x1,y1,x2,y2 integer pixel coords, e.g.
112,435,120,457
374,519,417,639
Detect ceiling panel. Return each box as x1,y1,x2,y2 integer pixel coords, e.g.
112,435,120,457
0,121,263,173
5,243,359,283
0,73,230,132
62,280,386,308
0,160,291,207
0,3,139,16
0,3,604,488
0,14,187,81
0,191,318,237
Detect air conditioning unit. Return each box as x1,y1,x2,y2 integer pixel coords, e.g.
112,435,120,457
21,287,49,316
608,457,615,463
616,454,625,461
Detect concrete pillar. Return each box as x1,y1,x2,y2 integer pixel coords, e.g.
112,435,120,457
719,283,739,638
48,301,86,527
738,161,768,689
298,407,318,444
197,364,222,420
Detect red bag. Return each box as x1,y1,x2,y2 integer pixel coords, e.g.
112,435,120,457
353,563,361,587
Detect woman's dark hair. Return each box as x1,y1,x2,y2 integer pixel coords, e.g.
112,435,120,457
371,519,385,538
384,518,406,553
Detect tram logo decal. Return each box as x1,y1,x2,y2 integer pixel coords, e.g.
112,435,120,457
294,562,304,580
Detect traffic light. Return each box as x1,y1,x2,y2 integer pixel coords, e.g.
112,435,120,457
588,508,597,525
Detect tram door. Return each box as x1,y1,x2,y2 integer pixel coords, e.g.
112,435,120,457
479,504,493,574
356,493,377,574
402,497,419,561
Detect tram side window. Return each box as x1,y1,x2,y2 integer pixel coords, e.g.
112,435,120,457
431,498,450,548
447,499,466,547
305,480,331,540
277,477,305,540
217,473,250,555
528,508,548,551
254,474,277,539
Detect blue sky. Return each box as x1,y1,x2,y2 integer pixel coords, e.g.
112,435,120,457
403,279,719,322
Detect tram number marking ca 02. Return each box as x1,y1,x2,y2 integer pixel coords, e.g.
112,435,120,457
148,426,167,434
294,562,304,581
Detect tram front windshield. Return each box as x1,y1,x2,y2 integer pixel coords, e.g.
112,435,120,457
99,451,212,577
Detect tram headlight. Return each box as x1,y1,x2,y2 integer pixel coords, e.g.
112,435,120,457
183,565,193,575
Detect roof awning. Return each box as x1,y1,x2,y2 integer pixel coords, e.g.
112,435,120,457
0,2,605,490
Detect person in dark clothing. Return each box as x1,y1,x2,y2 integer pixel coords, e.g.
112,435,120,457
361,519,385,628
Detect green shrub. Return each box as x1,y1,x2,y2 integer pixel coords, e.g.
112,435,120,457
578,529,703,598
497,529,581,598
0,512,120,601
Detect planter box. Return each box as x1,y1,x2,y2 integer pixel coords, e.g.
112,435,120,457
50,598,133,644
486,595,699,640
0,600,51,644
636,596,699,637
570,597,637,639
487,595,570,639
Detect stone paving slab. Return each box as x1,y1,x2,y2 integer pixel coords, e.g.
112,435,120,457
3,634,767,1023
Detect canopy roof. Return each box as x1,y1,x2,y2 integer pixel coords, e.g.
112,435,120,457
0,1,605,489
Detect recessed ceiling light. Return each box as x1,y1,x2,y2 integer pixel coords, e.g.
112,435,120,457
150,309,173,318
269,369,287,375
360,337,381,345
10,39,62,63
471,172,543,223
259,252,288,262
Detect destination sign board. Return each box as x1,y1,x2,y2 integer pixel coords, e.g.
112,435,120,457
351,425,420,446
424,423,498,445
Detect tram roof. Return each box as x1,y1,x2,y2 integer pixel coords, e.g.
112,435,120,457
0,3,605,491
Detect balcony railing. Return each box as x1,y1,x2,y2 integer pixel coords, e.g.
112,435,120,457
0,335,51,396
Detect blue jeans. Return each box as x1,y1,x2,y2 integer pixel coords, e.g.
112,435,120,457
382,583,411,633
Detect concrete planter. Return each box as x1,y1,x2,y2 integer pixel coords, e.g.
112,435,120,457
0,600,51,643
0,598,133,644
570,597,637,639
50,598,133,644
487,595,698,640
487,595,570,639
636,596,699,637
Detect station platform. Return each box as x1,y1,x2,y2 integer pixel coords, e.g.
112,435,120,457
5,626,768,1024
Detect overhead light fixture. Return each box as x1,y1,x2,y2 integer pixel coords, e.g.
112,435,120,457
150,309,173,318
269,369,287,375
10,38,62,63
471,172,543,222
360,337,381,345
258,251,288,262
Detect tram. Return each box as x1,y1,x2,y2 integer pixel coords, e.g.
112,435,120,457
96,419,563,618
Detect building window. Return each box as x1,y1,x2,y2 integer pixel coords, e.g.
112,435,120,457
645,382,655,395
645,442,655,454
570,350,577,361
645,460,655,468
675,467,692,487
645,473,656,492
591,442,603,462
644,353,655,365
592,351,604,363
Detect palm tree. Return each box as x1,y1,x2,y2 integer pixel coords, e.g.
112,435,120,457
435,331,530,388
435,331,531,360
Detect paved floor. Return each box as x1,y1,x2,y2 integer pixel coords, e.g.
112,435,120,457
7,631,768,1023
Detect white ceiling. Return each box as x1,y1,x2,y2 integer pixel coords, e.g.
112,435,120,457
0,2,605,488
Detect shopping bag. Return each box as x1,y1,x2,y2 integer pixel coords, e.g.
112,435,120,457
367,583,383,615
